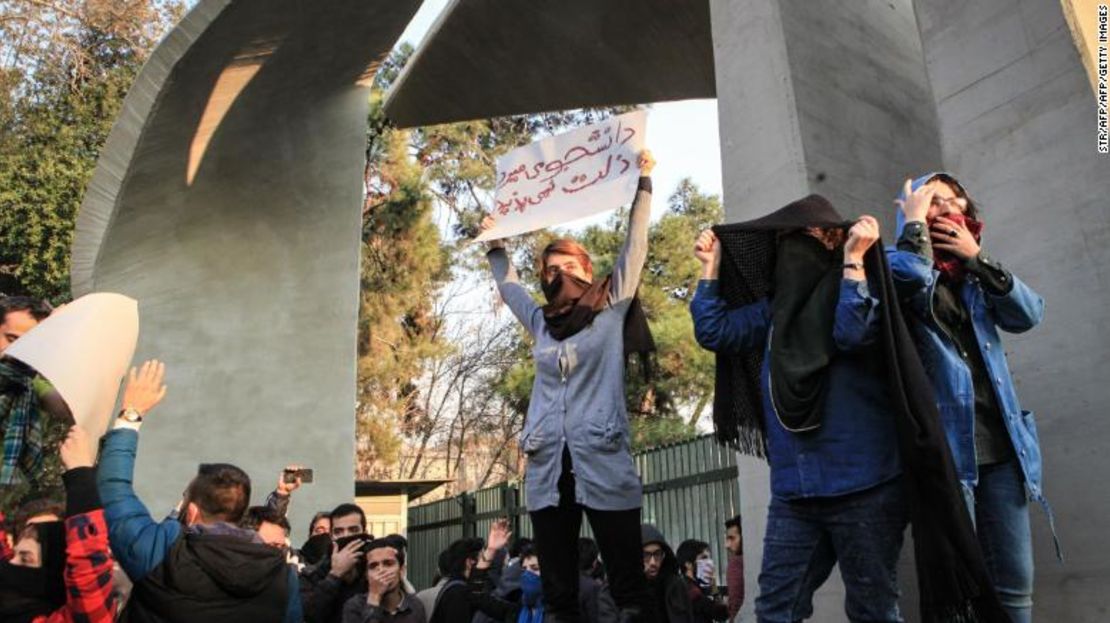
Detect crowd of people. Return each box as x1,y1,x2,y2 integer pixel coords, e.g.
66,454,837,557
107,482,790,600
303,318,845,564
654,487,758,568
0,157,1049,623
0,351,745,622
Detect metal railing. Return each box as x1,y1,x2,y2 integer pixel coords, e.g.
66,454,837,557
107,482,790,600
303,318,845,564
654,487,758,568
406,434,741,589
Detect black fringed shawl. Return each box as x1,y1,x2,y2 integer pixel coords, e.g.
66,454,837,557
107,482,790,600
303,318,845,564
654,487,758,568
711,194,1010,622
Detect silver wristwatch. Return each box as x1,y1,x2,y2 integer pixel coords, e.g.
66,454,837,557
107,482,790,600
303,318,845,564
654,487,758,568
119,406,143,423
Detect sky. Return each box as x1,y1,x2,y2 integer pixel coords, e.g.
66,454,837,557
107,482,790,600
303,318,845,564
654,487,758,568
395,0,724,228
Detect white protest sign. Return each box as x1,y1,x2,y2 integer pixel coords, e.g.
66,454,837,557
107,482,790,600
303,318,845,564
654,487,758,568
477,110,647,241
6,292,139,439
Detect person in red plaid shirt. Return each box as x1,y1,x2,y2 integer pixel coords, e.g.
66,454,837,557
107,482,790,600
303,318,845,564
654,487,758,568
0,425,116,623
1,510,13,561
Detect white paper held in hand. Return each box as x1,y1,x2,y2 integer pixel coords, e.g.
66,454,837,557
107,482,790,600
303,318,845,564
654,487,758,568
6,292,139,438
477,110,648,242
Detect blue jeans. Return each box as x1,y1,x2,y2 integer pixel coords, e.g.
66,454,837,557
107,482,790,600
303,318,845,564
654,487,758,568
963,460,1034,623
756,478,907,623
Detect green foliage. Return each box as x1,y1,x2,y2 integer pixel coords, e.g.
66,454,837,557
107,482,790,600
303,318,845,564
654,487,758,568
0,0,183,299
355,52,452,475
630,416,696,452
0,31,145,299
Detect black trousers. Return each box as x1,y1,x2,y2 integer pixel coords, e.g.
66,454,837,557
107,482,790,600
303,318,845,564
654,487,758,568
529,449,656,623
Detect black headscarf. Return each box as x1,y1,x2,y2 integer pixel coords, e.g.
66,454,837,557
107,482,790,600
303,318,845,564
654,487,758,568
712,194,1009,622
709,194,847,454
541,270,655,377
0,520,67,623
299,532,332,567
767,232,843,432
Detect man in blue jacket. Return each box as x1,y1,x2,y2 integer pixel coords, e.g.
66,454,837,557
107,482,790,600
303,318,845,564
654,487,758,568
97,359,302,623
690,198,906,623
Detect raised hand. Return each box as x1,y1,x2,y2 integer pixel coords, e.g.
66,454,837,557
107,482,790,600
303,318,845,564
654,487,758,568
694,229,722,279
844,215,880,262
480,215,505,250
638,149,656,176
59,426,96,470
894,178,935,224
277,464,304,496
121,360,167,416
486,517,512,553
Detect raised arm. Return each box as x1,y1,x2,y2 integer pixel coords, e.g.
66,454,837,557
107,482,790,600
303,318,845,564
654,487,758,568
265,464,305,519
835,216,882,351
485,246,544,336
51,427,116,623
96,360,178,582
689,229,772,354
885,179,940,317
608,150,655,305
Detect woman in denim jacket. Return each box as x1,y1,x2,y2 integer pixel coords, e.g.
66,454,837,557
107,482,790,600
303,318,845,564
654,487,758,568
887,173,1051,623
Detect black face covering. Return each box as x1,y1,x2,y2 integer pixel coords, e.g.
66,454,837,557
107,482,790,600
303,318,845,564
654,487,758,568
767,232,844,432
0,520,66,623
299,532,333,566
713,193,1011,622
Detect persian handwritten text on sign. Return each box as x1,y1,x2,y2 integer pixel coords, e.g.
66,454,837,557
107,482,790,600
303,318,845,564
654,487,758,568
477,110,648,241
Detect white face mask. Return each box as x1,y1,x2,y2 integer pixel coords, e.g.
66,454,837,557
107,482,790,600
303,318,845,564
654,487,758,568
695,558,715,584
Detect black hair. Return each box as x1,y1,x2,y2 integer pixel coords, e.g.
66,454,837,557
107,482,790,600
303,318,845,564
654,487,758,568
308,511,330,534
442,537,484,579
366,538,406,568
675,539,710,574
724,515,742,532
329,503,367,529
383,533,408,553
13,498,65,535
509,536,533,559
240,505,290,534
0,296,53,322
186,463,251,523
577,537,600,572
927,173,980,220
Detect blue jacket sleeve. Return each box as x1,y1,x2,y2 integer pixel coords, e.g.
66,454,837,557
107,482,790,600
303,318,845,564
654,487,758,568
886,246,934,316
833,278,881,351
689,280,771,354
96,428,181,581
985,273,1044,333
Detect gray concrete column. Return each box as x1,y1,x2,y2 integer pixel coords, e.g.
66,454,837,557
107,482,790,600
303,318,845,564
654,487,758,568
712,0,943,227
72,0,420,541
913,1,1110,619
710,1,943,619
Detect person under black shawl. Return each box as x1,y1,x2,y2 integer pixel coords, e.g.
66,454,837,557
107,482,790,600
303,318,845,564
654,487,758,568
697,194,1007,622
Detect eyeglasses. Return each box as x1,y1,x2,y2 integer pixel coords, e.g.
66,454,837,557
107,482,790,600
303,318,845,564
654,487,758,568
930,196,967,210
642,549,665,562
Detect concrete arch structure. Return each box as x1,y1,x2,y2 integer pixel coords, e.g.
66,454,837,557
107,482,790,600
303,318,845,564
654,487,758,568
72,0,421,540
76,0,1108,618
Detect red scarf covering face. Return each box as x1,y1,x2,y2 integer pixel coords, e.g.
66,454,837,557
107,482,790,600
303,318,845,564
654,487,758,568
929,212,983,282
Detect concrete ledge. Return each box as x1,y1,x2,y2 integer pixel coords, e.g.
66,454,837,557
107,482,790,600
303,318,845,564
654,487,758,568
383,0,716,128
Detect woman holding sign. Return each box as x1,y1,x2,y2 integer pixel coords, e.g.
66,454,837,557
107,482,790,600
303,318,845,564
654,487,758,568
480,149,656,623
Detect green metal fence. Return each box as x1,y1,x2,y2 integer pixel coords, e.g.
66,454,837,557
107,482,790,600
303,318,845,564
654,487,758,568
406,434,740,590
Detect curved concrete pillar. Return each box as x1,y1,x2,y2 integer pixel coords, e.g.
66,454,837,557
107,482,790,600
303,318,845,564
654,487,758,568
71,0,420,539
